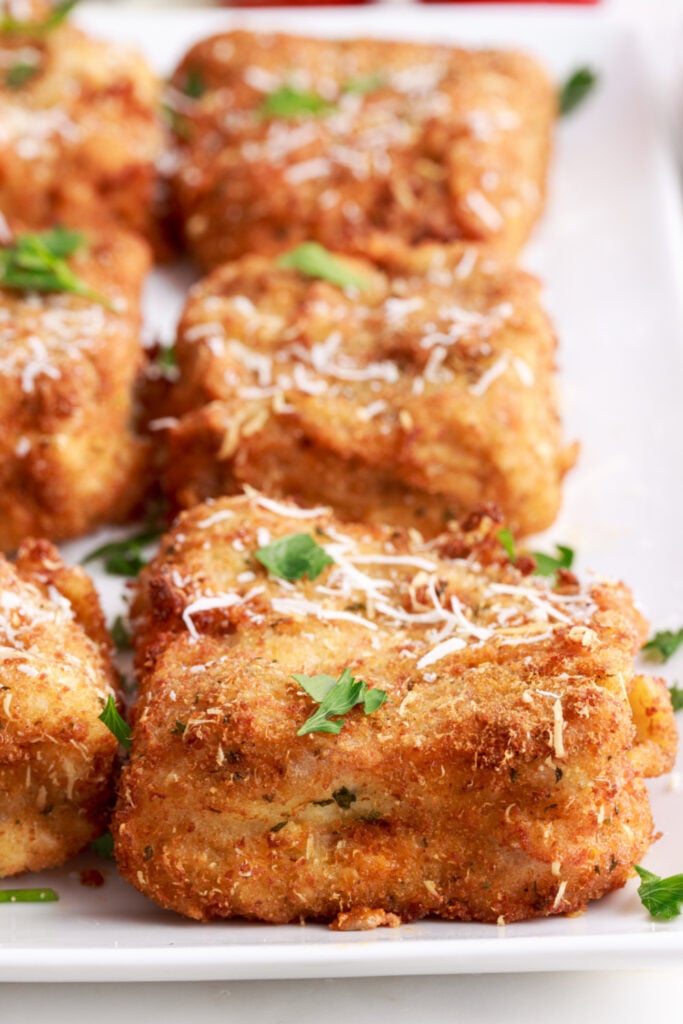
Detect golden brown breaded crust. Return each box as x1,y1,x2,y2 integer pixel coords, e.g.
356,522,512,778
0,8,163,242
113,494,676,926
161,240,575,537
170,31,555,269
0,226,152,552
0,539,119,877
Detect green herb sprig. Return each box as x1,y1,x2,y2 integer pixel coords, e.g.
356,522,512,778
91,831,115,860
294,668,388,736
635,866,683,921
98,695,131,751
669,684,683,712
277,243,368,291
496,530,574,579
1,0,77,34
497,528,516,563
559,67,597,116
255,532,333,582
260,83,334,119
110,616,132,652
5,61,39,88
183,67,206,99
642,628,683,663
0,888,59,903
83,528,161,577
532,544,574,576
0,227,111,308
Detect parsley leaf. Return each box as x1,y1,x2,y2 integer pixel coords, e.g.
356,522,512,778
82,528,161,577
277,243,368,291
255,532,333,582
260,83,334,119
5,61,39,88
559,67,597,116
90,831,114,860
183,67,205,99
0,227,112,308
642,628,683,663
497,528,516,563
156,345,177,374
332,786,356,809
98,695,131,751
635,865,683,921
669,684,683,712
110,615,131,652
0,0,77,34
294,667,388,736
0,887,59,903
532,544,574,576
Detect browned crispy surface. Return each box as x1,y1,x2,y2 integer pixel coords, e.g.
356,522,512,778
0,3,163,242
113,493,676,926
160,240,575,537
170,31,555,269
0,538,119,877
0,225,152,552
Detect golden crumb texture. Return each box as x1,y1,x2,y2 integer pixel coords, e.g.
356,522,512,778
161,239,575,537
170,30,555,268
0,2,163,239
0,538,119,877
0,225,152,552
113,492,677,926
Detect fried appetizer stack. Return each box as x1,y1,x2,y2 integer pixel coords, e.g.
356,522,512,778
162,241,575,537
0,539,119,876
170,31,555,269
114,493,676,926
0,225,151,552
0,0,163,239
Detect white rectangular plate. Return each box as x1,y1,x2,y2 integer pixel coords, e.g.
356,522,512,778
1,2,682,981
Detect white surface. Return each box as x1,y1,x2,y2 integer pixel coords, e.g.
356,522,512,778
2,0,683,1008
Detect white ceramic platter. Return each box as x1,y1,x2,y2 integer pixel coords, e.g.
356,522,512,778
1,2,682,981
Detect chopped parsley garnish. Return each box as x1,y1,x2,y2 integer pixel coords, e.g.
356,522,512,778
0,227,111,308
343,72,385,96
83,528,161,577
5,61,39,88
259,83,334,119
332,786,356,809
532,544,574,576
642,628,683,663
98,695,131,751
255,532,333,582
497,528,516,563
1,0,77,34
277,242,368,291
294,668,388,736
90,831,114,860
110,615,131,652
635,866,683,921
669,684,683,712
156,345,177,372
0,888,59,903
559,67,597,116
183,67,205,99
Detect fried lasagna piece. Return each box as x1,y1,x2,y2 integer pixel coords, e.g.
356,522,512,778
170,30,555,269
0,225,151,552
113,493,677,926
0,540,119,876
161,241,575,538
0,0,163,240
